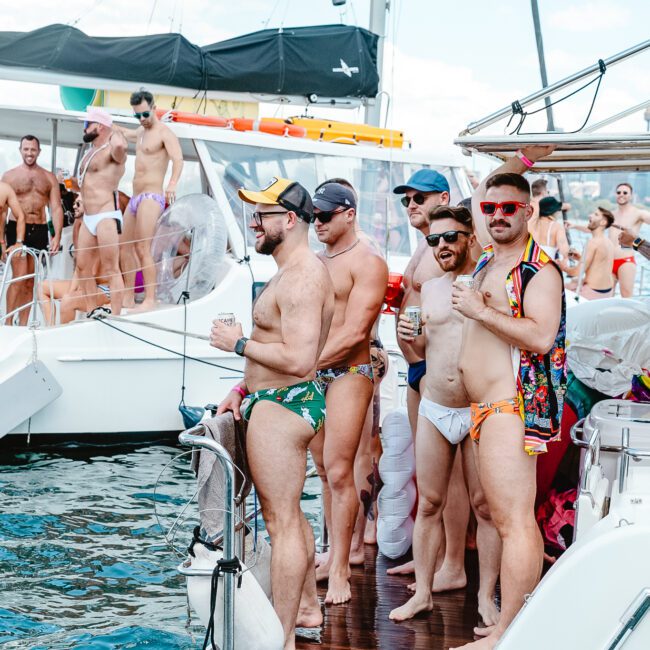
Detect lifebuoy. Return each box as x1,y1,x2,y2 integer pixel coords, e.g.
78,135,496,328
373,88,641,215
231,117,306,138
156,109,230,128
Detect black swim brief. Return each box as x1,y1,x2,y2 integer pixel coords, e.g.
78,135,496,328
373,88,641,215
5,221,50,251
407,360,426,393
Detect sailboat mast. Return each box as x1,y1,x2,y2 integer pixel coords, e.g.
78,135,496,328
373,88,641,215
365,0,388,127
530,0,555,131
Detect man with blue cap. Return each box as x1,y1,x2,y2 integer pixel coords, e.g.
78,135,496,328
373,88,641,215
389,169,472,592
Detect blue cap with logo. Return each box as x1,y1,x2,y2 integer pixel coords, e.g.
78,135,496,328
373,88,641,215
312,182,357,211
393,169,450,194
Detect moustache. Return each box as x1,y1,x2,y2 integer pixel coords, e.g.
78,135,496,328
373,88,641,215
489,220,510,228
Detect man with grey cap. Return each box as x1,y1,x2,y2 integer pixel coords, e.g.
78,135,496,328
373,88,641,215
211,177,334,645
389,169,473,591
309,181,387,605
74,107,127,316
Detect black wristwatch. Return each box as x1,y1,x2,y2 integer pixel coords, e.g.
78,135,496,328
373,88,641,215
234,337,249,357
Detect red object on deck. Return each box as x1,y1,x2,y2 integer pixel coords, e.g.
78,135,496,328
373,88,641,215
382,272,404,314
536,403,577,509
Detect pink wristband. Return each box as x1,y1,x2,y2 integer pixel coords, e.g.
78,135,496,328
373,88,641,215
231,385,246,398
516,150,534,168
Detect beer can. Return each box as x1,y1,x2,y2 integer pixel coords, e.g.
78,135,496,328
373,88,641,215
457,274,476,290
216,312,236,326
404,306,422,335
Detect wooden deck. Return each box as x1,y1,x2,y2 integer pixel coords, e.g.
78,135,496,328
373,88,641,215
297,546,482,649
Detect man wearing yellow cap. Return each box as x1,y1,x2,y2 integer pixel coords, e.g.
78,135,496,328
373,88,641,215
210,177,334,646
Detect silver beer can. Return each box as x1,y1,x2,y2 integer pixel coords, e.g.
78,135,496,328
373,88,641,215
404,306,422,335
216,312,236,326
457,274,476,290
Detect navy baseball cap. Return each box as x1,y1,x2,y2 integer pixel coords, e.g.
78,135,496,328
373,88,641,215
393,169,450,194
312,182,357,211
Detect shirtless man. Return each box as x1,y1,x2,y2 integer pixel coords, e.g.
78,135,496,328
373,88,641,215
75,108,127,316
119,89,183,310
313,177,387,555
211,178,333,650
609,182,650,297
388,206,500,629
453,170,566,650
308,182,387,604
2,135,63,325
387,170,472,588
567,207,615,300
0,181,26,263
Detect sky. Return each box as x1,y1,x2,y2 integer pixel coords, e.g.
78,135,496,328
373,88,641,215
0,0,649,165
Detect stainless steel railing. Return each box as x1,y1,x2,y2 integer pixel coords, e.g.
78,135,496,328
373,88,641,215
0,246,45,326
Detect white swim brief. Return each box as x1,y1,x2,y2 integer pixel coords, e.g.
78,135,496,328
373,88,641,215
418,397,471,445
83,210,123,237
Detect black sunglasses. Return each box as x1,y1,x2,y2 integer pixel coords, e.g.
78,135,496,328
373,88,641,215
134,111,152,120
314,208,346,224
251,210,287,227
400,193,429,207
426,230,471,247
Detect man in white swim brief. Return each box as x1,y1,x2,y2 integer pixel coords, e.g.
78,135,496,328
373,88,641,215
75,107,127,316
389,205,501,630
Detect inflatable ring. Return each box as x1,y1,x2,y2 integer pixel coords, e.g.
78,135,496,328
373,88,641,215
151,194,227,304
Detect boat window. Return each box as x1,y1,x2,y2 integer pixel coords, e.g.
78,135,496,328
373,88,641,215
206,140,462,258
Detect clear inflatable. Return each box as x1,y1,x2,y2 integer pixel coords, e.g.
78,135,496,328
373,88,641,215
377,408,416,559
151,194,227,304
567,297,650,396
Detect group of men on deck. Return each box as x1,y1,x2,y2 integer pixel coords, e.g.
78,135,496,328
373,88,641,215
0,89,182,324
210,143,629,650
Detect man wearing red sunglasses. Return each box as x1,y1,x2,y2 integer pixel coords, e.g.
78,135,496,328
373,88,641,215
451,146,566,650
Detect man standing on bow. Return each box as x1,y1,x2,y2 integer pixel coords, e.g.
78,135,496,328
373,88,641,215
211,178,334,648
309,182,388,605
118,89,183,310
75,108,127,317
2,135,63,325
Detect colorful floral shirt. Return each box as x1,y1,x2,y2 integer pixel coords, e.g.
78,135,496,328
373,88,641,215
473,236,567,455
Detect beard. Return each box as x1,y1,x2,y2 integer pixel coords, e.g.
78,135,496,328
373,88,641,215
436,246,468,272
82,132,99,143
256,229,284,255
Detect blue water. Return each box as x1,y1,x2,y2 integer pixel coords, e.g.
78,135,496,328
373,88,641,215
0,439,321,649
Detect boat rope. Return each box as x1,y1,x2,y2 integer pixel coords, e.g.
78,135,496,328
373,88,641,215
506,58,607,135
179,290,190,408
203,556,243,650
89,312,244,374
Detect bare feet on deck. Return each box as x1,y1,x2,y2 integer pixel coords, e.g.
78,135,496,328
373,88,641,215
405,566,467,593
295,599,323,628
450,633,499,649
386,560,414,575
477,594,500,628
315,549,364,572
324,571,352,605
125,300,156,314
388,593,434,621
364,517,377,545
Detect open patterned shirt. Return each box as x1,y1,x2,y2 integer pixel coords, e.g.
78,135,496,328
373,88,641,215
473,236,567,455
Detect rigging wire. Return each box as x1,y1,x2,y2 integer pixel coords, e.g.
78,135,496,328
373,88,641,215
263,0,283,29
146,0,159,35
505,59,607,135
67,0,105,27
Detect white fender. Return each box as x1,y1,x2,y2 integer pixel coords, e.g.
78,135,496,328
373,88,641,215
377,407,416,559
185,543,284,650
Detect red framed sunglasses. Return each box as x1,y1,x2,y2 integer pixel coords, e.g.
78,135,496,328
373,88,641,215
480,201,528,216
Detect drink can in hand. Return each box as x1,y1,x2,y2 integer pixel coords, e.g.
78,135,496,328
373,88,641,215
216,312,236,326
457,274,476,290
404,306,422,335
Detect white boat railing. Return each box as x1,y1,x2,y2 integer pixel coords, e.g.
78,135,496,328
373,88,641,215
177,425,237,650
0,246,45,326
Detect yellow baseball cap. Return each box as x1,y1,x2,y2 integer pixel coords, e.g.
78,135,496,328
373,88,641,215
238,177,313,222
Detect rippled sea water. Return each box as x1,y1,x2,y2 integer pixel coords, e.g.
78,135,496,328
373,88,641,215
0,438,321,649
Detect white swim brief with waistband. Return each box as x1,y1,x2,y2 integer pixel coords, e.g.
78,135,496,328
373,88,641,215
83,210,123,237
418,397,471,445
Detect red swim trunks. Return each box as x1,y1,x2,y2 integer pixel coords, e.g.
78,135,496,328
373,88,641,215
612,255,636,276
